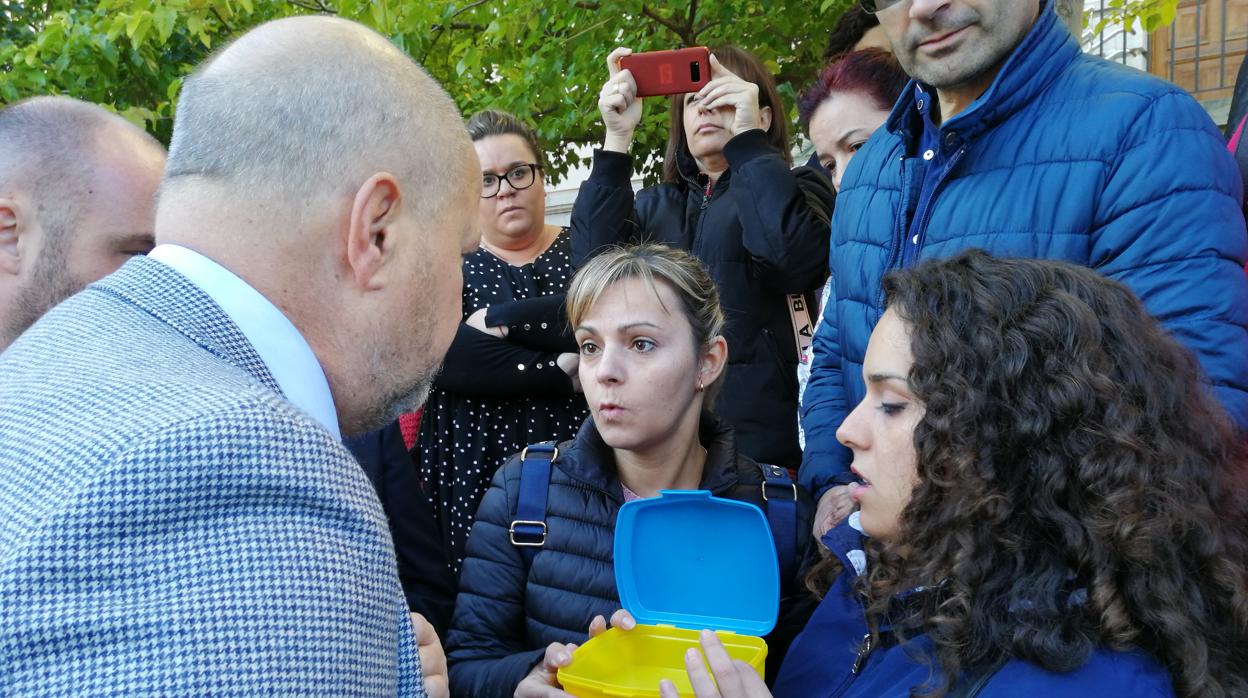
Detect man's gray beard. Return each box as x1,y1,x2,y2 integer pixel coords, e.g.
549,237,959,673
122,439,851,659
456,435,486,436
351,358,441,436
2,241,80,348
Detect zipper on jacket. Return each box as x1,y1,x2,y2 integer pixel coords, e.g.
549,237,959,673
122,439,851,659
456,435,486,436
850,633,873,674
826,632,874,698
691,178,717,250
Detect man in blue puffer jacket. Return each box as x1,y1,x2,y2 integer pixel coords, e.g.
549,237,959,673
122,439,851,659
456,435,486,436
801,0,1248,534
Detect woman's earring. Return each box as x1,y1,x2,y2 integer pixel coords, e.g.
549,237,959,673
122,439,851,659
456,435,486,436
696,380,705,392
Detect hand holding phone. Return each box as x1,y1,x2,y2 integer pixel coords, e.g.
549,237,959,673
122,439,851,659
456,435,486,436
599,47,644,152
691,53,769,137
618,46,711,98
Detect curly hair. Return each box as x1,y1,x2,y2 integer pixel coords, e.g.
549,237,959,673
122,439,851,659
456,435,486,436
825,250,1248,696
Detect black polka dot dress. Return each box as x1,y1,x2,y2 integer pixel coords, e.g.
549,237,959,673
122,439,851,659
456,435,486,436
416,228,588,572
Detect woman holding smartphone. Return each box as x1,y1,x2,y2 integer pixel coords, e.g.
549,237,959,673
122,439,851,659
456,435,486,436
570,46,835,475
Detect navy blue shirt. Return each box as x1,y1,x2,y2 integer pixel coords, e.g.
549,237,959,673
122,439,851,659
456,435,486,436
902,84,951,268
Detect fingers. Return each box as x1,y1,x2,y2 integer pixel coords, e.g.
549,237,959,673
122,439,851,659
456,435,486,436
542,641,576,671
606,46,632,76
514,675,578,698
660,679,682,698
600,70,637,101
684,645,721,698
694,77,758,114
588,609,636,639
410,613,431,643
411,614,449,698
599,71,633,102
698,629,744,694
707,52,730,79
731,660,769,692
598,71,638,113
425,674,449,698
683,631,771,698
588,614,607,638
610,608,637,631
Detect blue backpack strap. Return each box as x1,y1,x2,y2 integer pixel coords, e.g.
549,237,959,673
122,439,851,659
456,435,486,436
757,463,798,583
510,442,559,565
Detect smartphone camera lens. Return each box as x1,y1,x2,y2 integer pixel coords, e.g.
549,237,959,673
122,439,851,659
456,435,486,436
690,61,701,83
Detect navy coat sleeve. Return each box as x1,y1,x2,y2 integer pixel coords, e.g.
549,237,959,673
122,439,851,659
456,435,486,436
1092,88,1248,431
445,460,547,698
723,129,834,294
570,149,644,267
798,283,856,497
484,293,576,354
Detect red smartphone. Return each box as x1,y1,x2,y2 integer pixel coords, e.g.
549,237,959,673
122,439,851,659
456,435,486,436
619,47,711,98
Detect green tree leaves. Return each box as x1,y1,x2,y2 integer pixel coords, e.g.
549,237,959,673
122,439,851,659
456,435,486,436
0,0,1182,182
1090,0,1181,34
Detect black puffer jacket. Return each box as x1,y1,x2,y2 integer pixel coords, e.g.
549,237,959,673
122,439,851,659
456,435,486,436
570,130,835,471
445,414,816,698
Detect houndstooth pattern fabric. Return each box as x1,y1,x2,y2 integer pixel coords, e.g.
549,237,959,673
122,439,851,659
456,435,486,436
0,256,424,696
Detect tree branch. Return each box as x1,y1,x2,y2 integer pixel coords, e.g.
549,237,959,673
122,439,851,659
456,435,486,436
641,4,692,44
421,0,493,62
692,19,719,39
450,0,492,20
211,6,234,33
285,0,332,13
431,21,487,31
564,15,614,43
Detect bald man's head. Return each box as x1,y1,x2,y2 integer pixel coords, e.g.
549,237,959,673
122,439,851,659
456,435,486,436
163,16,476,225
0,97,165,350
157,17,480,436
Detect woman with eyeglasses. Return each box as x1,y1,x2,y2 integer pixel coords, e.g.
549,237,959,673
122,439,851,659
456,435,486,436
572,45,835,476
416,109,588,573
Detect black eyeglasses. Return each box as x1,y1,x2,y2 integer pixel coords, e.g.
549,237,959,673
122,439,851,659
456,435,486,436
859,0,904,12
481,163,541,198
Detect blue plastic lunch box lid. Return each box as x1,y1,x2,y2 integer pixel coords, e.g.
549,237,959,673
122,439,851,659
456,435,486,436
613,489,780,636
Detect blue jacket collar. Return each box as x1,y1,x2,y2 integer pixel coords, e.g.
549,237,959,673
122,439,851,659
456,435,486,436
887,0,1080,149
556,411,744,499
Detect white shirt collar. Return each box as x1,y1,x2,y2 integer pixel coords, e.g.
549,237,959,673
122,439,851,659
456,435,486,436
148,244,341,440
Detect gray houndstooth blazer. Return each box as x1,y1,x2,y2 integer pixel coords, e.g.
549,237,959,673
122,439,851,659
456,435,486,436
0,256,424,696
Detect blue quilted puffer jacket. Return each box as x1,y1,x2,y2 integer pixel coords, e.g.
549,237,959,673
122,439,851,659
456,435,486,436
445,414,816,698
800,2,1248,496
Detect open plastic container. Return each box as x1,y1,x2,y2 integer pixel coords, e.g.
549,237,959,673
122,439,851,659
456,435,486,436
558,489,780,698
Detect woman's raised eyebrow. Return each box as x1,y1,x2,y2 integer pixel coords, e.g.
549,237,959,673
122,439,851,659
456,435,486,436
866,372,908,384
618,321,661,332
575,321,660,334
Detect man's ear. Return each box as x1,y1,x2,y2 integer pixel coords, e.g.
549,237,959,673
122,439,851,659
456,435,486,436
345,172,403,290
0,199,24,276
758,105,773,133
699,334,729,386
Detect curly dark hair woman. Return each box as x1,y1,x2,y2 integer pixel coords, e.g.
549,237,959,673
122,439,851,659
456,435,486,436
869,250,1248,696
675,250,1248,698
